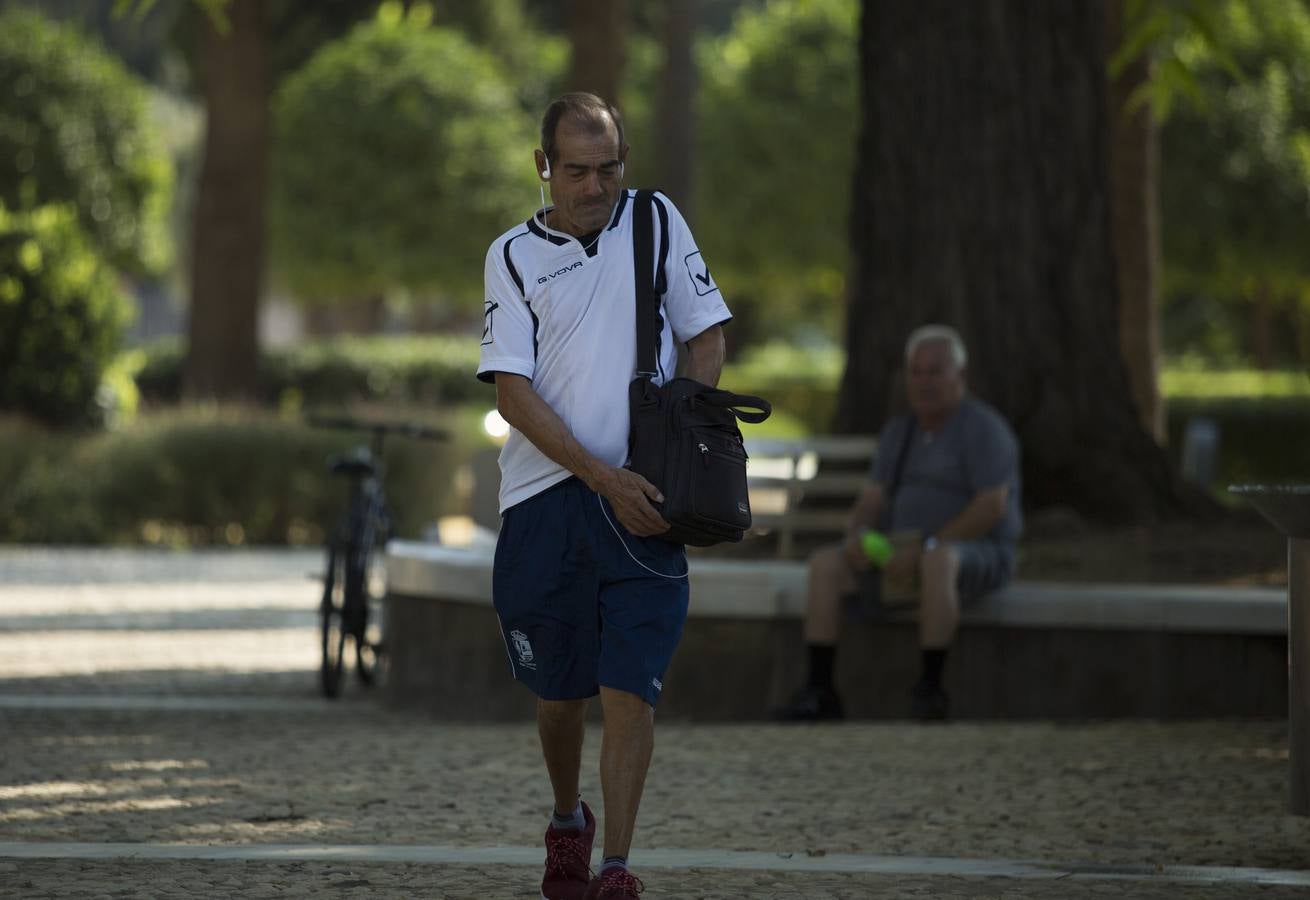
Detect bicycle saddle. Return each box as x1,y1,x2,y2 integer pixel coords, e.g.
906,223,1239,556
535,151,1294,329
327,448,376,478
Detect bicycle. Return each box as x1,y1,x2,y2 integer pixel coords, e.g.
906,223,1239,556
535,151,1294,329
308,415,447,699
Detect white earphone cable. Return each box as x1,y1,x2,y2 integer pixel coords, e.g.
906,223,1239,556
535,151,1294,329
596,494,688,580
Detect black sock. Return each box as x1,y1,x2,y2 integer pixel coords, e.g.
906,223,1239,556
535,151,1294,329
601,855,627,873
807,643,836,690
921,648,948,689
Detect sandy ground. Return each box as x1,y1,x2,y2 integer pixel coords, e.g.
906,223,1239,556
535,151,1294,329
0,546,1306,899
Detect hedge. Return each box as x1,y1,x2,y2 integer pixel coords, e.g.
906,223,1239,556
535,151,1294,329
125,337,1305,490
0,408,465,545
134,335,490,410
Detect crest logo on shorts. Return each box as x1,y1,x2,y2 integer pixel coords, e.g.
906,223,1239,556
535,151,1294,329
510,629,536,670
652,677,663,693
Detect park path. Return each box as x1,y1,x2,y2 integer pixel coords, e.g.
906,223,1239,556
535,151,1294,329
1,547,1309,898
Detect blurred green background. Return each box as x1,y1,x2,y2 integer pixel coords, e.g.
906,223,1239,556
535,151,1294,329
0,0,1307,545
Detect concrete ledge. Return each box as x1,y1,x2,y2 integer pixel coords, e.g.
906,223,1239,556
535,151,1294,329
384,541,1289,721
385,541,1286,633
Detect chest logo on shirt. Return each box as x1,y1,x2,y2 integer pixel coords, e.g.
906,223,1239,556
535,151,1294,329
537,260,584,285
481,299,498,346
684,250,718,296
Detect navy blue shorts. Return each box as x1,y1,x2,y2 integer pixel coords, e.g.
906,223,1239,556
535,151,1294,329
492,477,689,708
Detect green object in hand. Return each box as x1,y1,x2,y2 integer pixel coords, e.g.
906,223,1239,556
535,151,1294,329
859,529,894,567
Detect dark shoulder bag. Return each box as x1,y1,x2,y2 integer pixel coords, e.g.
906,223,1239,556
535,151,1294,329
626,190,771,547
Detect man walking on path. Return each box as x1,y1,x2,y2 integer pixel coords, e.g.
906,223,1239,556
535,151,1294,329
477,93,730,899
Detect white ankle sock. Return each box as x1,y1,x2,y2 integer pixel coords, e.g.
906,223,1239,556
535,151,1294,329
551,801,585,831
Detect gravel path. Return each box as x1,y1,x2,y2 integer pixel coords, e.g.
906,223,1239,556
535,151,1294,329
1,547,1307,898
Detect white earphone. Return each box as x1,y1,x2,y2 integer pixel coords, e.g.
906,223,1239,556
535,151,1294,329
539,157,625,181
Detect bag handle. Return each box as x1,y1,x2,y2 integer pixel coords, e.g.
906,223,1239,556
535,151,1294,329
691,387,771,424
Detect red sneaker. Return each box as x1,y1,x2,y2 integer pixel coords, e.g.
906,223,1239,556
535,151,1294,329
583,867,644,898
541,801,596,900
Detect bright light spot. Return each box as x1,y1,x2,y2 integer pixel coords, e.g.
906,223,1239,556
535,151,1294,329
796,451,819,480
103,758,210,773
483,409,510,440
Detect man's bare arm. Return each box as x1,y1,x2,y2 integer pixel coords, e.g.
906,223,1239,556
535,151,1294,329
684,324,725,386
838,483,885,570
846,483,885,537
495,373,669,536
936,485,1008,542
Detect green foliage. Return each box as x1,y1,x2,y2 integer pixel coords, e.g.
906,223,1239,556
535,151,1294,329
1162,1,1310,285
429,0,566,114
694,0,859,345
1162,363,1310,397
134,334,490,409
0,7,172,274
1111,0,1245,118
270,6,541,302
0,407,461,545
722,341,843,433
0,204,133,427
1158,0,1310,363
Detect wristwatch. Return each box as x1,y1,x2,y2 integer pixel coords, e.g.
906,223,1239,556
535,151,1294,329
922,534,939,552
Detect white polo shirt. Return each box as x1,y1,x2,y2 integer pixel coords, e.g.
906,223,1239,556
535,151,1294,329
478,189,732,512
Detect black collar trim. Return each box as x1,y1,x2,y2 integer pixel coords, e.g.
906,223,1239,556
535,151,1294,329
527,192,629,244
607,190,630,230
526,211,569,246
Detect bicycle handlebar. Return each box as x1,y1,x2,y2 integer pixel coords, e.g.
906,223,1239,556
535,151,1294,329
306,415,449,442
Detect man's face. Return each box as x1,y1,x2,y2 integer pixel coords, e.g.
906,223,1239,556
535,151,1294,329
906,339,965,421
545,116,626,236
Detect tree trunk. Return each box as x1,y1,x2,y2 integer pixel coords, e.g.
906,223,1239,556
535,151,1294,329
184,0,269,401
567,0,627,103
837,0,1201,523
1105,0,1164,442
657,0,697,219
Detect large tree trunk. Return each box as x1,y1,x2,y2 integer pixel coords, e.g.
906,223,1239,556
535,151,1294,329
184,0,269,401
837,0,1200,523
657,0,697,219
1105,0,1164,442
567,0,627,103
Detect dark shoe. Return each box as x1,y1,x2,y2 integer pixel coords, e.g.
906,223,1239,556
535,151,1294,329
583,867,644,898
542,801,595,900
911,680,949,721
774,684,845,721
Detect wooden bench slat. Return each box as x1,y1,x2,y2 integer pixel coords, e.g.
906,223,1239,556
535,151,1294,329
740,434,879,558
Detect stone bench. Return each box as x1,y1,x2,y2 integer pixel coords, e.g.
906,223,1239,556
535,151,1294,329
745,435,877,559
383,540,1287,721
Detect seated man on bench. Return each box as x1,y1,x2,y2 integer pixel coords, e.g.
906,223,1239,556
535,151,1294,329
776,324,1023,721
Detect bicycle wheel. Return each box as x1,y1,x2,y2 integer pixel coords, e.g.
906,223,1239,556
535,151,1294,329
351,541,384,687
319,544,348,699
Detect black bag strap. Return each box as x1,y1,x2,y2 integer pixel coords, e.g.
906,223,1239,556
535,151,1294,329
885,416,916,500
632,189,659,377
875,416,916,531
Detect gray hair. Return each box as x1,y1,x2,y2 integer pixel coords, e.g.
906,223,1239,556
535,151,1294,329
905,324,968,370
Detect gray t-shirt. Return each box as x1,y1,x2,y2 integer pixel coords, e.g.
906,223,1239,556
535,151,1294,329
870,395,1023,546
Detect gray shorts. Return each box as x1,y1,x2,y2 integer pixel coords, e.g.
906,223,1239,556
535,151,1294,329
951,539,1015,601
